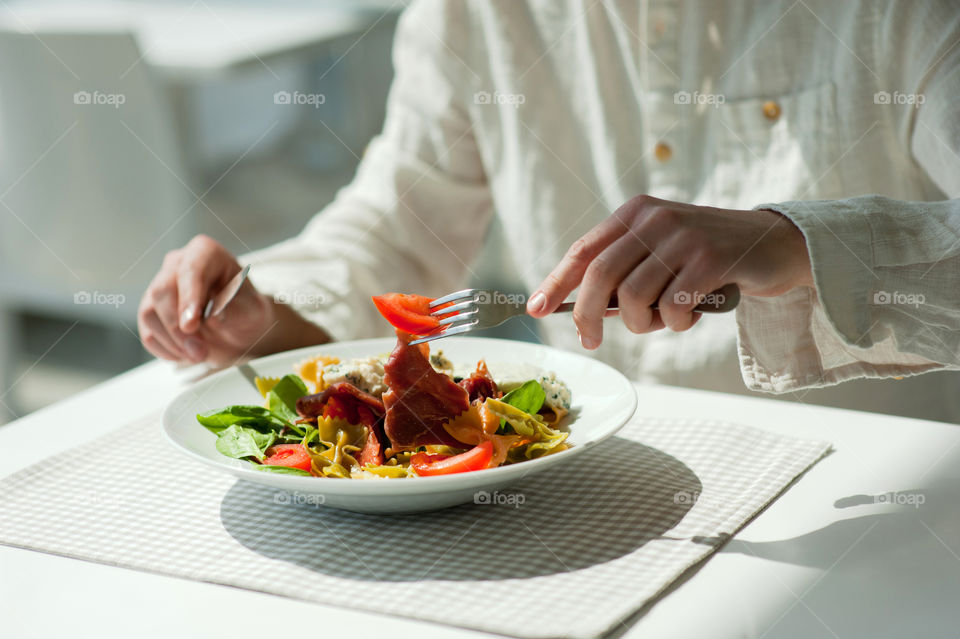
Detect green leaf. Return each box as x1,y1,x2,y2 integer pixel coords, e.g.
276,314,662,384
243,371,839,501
215,424,275,460
498,380,545,429
196,405,290,433
266,374,309,424
251,463,312,476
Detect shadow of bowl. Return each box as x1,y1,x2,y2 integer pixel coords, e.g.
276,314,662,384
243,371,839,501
220,436,701,582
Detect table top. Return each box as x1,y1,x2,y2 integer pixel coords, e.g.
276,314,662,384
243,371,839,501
0,0,391,76
2,359,959,638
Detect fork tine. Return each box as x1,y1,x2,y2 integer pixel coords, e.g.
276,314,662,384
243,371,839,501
430,299,475,317
429,288,477,308
408,320,478,345
437,309,477,326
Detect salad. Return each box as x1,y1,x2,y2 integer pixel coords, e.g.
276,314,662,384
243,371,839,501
196,293,572,478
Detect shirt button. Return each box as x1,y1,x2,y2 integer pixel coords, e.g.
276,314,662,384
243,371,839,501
654,142,672,162
762,100,781,121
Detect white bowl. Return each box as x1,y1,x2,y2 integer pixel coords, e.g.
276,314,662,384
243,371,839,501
162,336,637,514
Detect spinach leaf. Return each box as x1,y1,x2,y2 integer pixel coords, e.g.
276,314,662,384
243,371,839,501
498,380,546,430
197,405,290,433
502,380,545,415
251,464,312,477
266,374,309,424
215,424,275,460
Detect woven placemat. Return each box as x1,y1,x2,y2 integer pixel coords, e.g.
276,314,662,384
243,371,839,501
0,406,830,639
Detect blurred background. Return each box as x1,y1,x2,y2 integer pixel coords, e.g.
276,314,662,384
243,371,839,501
0,0,534,425
0,0,421,423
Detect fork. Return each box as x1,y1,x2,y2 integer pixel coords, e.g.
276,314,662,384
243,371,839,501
408,283,741,345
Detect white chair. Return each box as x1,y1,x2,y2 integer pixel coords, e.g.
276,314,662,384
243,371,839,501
0,30,197,415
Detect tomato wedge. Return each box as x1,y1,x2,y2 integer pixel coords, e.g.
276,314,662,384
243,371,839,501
410,440,494,476
371,293,443,334
322,395,351,421
262,444,312,472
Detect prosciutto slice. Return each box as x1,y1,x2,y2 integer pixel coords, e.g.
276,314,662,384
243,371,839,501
382,332,471,450
458,360,500,402
296,382,385,419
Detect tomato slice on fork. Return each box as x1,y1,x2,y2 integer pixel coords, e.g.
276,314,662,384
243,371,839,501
371,293,448,334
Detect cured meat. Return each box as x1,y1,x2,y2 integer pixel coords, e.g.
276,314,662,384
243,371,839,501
458,360,501,402
383,332,471,450
296,382,385,419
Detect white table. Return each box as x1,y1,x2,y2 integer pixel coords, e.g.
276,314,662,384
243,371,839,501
2,362,959,638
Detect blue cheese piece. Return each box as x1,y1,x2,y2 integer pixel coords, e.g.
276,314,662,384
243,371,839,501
321,357,386,395
537,372,571,411
430,350,454,376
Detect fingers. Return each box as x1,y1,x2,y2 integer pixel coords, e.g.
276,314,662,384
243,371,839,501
138,308,186,361
139,252,194,362
155,282,207,362
527,212,634,318
141,333,181,361
177,235,236,334
572,233,650,348
659,262,725,332
616,252,675,334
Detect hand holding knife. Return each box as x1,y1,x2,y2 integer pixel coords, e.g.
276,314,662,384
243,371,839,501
202,265,250,321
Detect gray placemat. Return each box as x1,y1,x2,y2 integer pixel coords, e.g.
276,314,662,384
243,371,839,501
0,402,830,639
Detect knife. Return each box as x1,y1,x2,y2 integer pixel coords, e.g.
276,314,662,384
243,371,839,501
203,264,250,320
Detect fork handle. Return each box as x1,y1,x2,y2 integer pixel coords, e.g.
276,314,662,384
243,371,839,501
553,283,740,314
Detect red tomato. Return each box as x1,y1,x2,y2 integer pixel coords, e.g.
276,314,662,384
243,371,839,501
410,441,494,476
262,444,312,472
322,395,351,421
371,293,442,334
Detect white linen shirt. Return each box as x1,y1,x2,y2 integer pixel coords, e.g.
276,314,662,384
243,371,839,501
246,0,960,422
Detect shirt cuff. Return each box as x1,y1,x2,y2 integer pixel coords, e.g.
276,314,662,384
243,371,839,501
736,198,942,393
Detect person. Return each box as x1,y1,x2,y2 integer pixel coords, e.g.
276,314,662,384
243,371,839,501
138,1,960,422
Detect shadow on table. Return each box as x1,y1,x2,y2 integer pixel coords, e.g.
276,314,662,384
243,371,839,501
691,486,960,569
219,437,701,582
603,486,960,638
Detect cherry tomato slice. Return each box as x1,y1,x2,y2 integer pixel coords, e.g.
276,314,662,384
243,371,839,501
410,441,494,476
262,444,312,472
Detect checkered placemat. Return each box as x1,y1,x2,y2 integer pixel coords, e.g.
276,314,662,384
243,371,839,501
0,401,830,639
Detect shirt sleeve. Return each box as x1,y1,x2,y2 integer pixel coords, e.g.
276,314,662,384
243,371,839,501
241,0,493,342
737,2,960,393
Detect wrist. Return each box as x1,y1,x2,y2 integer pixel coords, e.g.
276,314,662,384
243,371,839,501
759,208,814,291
